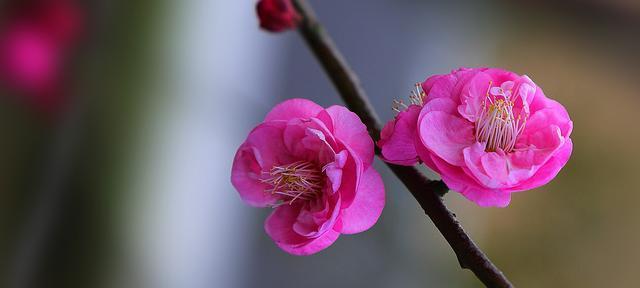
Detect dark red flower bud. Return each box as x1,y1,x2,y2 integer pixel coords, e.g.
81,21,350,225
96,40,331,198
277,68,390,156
256,0,301,33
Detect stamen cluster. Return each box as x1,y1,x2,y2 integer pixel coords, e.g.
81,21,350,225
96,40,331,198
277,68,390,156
475,82,527,152
261,161,323,206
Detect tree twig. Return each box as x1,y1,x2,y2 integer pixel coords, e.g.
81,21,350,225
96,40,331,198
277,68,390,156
291,0,513,287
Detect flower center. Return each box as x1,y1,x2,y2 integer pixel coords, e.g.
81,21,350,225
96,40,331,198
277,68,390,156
262,161,323,206
475,81,527,152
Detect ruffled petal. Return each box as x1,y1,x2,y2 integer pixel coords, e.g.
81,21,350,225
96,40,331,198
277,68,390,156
423,74,457,100
264,98,324,122
430,153,511,207
463,142,507,189
336,147,362,208
519,108,573,147
458,72,492,122
231,121,292,207
324,150,348,193
264,204,307,246
339,167,385,234
276,229,340,256
455,181,512,208
508,138,573,192
423,68,481,106
379,105,421,165
242,121,293,169
419,111,475,166
419,97,458,118
292,193,341,238
231,144,277,207
317,106,374,167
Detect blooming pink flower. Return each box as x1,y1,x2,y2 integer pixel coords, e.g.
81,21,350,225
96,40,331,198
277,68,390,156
232,99,385,255
379,68,573,207
256,0,301,33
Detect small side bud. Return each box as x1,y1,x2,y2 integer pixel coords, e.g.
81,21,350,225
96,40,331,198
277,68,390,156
256,0,301,33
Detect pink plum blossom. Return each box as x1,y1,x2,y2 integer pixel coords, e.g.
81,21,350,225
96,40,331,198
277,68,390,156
379,68,573,207
231,99,385,255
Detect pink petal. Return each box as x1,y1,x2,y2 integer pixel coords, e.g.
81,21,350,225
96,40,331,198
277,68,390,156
276,229,341,256
264,204,307,246
430,153,511,207
458,72,492,122
422,74,445,95
264,98,324,122
527,85,570,118
419,97,458,119
423,73,458,101
243,121,293,169
508,138,573,192
419,111,475,166
324,150,348,193
482,68,519,85
422,68,480,106
230,145,277,207
501,80,515,91
462,142,507,189
415,135,440,174
231,122,292,207
339,167,385,234
318,106,374,167
413,97,458,170
520,108,573,146
514,125,565,166
379,105,421,165
456,182,511,208
293,193,341,238
336,148,362,208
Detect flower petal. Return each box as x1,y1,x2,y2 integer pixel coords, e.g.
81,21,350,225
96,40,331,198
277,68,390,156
430,153,511,207
324,150,348,193
419,97,458,118
508,138,573,192
519,108,573,147
318,106,374,167
456,182,511,208
339,167,385,234
419,111,475,166
276,229,341,256
264,98,324,122
379,105,421,165
231,121,292,207
462,142,507,189
293,193,341,238
264,204,307,246
242,121,293,169
230,144,277,207
458,72,492,122
336,147,362,208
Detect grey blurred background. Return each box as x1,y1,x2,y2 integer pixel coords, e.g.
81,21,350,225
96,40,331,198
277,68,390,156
1,0,639,287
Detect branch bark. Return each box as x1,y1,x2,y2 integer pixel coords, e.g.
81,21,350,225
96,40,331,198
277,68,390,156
291,0,513,287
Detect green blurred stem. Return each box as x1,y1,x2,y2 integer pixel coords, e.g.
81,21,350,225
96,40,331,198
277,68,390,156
292,0,513,287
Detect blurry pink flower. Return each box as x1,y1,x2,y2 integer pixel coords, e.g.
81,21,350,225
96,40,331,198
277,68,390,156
232,99,385,255
0,24,60,99
379,68,573,207
256,0,301,32
0,0,83,110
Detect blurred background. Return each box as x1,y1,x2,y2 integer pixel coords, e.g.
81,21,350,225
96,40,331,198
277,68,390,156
0,0,639,287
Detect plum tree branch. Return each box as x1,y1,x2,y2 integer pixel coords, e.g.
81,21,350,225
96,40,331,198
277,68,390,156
291,0,513,287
